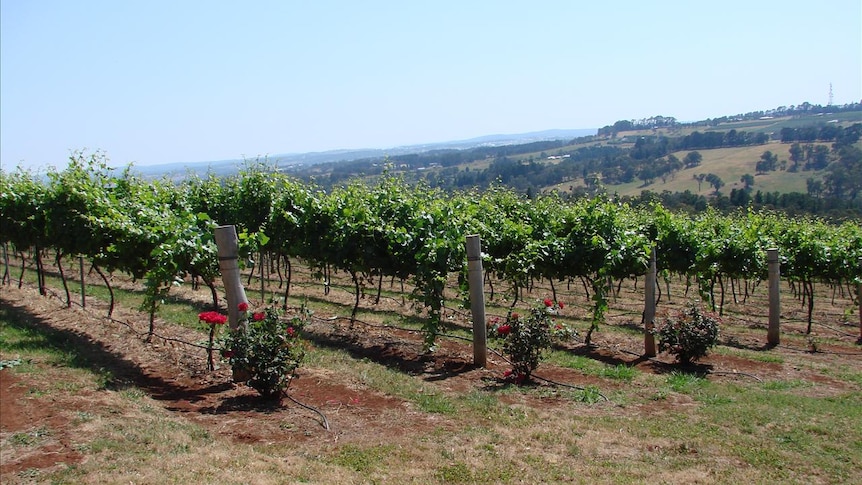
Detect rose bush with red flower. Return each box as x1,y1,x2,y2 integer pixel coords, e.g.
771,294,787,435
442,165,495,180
489,300,576,383
199,311,227,325
200,311,228,370
220,304,308,399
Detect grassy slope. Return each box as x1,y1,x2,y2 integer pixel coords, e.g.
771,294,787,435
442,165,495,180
530,141,825,197
611,143,822,197
490,113,862,197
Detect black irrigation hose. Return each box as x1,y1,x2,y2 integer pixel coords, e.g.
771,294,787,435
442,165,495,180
708,371,763,382
311,313,476,344
531,375,612,401
813,320,860,338
779,343,862,356
107,315,213,351
284,381,330,431
15,278,214,353
733,312,857,336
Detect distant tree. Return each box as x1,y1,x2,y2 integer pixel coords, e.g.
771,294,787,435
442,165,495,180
638,166,656,186
755,151,778,174
780,127,797,143
834,123,862,146
584,173,601,190
818,124,840,141
802,143,815,162
789,143,803,163
683,151,703,168
694,173,706,192
806,145,831,170
740,173,755,190
753,132,769,145
806,178,824,198
823,145,862,199
729,188,752,206
799,126,818,142
705,173,725,194
724,129,740,146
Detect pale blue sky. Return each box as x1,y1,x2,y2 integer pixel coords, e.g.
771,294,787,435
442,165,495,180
2,0,860,171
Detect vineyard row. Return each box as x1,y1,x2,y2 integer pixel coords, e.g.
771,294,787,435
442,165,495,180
2,156,860,346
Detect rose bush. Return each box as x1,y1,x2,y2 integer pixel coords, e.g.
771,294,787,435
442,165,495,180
200,310,228,371
655,302,720,364
490,300,574,383
220,304,307,399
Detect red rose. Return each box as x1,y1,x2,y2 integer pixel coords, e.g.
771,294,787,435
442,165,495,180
558,301,565,309
511,313,520,320
544,298,553,307
497,324,511,336
238,302,249,312
286,327,296,337
198,311,227,325
503,369,513,378
253,312,266,321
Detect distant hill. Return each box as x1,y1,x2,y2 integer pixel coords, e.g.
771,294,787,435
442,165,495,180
127,128,596,179
126,101,861,214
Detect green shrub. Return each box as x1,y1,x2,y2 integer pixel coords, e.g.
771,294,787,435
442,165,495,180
220,305,307,399
490,299,574,383
655,302,720,364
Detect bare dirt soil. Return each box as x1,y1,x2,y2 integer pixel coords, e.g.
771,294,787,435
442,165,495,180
2,280,860,478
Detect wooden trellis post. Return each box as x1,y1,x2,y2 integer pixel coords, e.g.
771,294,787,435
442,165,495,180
858,257,861,342
767,248,780,346
215,225,249,332
2,242,10,285
79,256,86,308
466,235,487,367
260,250,266,304
643,245,657,357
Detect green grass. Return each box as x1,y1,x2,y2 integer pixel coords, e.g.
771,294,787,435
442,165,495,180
17,268,214,330
712,345,785,364
329,443,397,473
548,350,639,382
666,370,707,393
0,304,95,370
310,348,458,415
